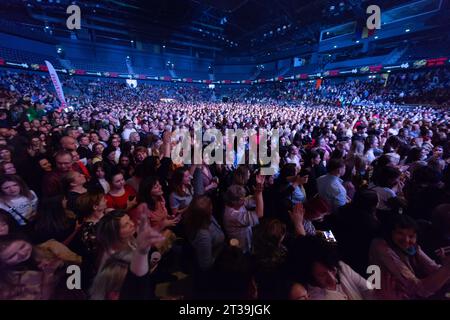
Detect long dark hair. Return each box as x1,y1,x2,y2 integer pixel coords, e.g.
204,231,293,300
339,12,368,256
118,154,134,180
287,235,341,286
91,161,106,178
170,167,191,196
102,146,117,164
34,195,73,237
121,142,135,159
137,176,160,211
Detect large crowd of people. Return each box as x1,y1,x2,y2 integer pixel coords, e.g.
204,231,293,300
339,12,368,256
0,66,449,300
243,67,450,106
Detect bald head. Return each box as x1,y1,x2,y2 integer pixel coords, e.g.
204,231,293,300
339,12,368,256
60,136,78,151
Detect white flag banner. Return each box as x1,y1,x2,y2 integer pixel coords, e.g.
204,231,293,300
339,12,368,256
45,60,67,110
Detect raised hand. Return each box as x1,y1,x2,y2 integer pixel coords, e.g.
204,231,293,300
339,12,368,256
255,174,265,186
136,215,165,255
289,203,305,226
289,203,306,236
162,130,172,144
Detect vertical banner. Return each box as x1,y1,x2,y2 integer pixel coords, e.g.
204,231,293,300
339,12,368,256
315,78,322,89
45,60,67,111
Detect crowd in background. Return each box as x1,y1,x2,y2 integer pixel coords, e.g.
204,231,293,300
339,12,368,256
243,67,450,106
0,66,449,300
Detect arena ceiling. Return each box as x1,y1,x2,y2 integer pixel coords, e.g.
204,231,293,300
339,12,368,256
1,0,415,57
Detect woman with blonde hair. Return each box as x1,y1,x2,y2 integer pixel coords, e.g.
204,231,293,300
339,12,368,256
344,140,366,180
95,210,137,270
90,214,164,300
89,251,131,300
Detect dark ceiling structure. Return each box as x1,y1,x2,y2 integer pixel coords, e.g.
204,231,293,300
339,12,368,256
0,0,414,58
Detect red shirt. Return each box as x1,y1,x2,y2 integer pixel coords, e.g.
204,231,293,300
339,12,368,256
105,185,136,210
